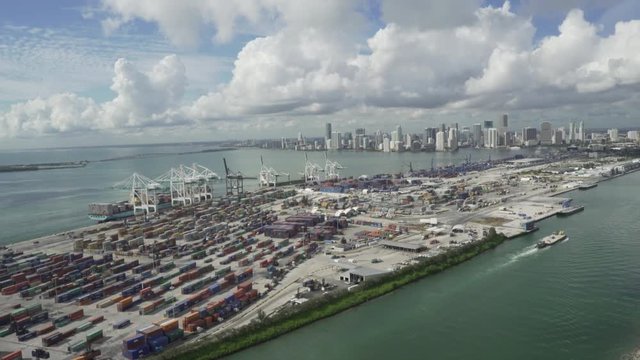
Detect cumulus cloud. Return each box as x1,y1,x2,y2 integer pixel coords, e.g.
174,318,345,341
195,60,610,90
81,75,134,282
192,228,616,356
465,9,640,109
1,55,187,137
100,0,272,46
4,1,640,140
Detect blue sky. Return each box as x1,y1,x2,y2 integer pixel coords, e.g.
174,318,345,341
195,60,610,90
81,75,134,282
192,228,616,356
1,0,640,148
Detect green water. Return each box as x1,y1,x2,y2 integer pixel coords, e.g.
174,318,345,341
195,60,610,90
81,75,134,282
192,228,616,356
228,171,640,360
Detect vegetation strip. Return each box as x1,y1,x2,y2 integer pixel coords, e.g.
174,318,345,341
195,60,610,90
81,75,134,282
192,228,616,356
158,229,506,360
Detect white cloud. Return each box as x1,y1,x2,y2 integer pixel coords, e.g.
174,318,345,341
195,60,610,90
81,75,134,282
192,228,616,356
465,9,640,109
1,55,188,137
381,0,482,30
4,1,640,142
100,0,271,46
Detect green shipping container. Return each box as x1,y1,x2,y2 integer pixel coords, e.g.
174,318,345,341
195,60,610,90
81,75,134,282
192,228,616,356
54,318,70,328
11,308,27,318
77,322,93,332
68,340,87,352
86,328,103,342
0,327,13,337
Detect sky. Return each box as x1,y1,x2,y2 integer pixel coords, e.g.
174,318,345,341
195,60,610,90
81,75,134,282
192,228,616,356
1,0,640,148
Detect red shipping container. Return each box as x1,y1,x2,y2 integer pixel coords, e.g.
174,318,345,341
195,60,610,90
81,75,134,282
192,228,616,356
11,274,26,283
89,315,104,324
1,350,22,360
69,309,84,321
1,285,17,295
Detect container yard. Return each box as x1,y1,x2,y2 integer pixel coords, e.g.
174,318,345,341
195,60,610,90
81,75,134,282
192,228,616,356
1,155,639,359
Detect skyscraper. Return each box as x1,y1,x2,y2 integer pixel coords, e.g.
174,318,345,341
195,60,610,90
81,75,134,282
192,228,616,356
448,128,458,150
522,127,538,146
484,120,494,129
486,128,498,148
325,123,332,149
578,121,585,142
435,131,446,151
540,122,553,145
472,123,483,147
568,122,575,143
331,131,341,150
501,114,508,128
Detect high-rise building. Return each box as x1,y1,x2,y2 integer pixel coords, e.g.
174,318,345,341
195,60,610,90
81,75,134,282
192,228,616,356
472,123,483,147
396,125,403,143
552,129,563,145
568,122,575,143
522,127,538,146
628,130,639,142
540,122,553,145
383,137,390,152
501,114,508,128
486,128,498,148
578,121,585,142
435,131,446,151
608,128,619,142
484,120,494,129
448,128,458,150
325,123,332,145
331,131,342,150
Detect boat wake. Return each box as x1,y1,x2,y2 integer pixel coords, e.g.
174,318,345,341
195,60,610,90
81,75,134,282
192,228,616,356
479,246,539,277
507,246,538,264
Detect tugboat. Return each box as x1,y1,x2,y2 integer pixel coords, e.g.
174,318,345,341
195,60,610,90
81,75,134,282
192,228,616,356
537,231,567,249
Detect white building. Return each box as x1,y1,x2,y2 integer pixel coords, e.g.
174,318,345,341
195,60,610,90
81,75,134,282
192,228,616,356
552,129,563,145
435,131,446,151
486,128,499,148
447,128,458,150
608,128,619,142
331,131,342,150
628,130,639,142
383,137,390,152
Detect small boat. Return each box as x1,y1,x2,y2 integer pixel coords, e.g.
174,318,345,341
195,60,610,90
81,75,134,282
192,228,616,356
557,206,584,217
537,231,567,249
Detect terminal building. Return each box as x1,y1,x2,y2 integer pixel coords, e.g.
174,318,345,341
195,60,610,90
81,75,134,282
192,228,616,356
339,266,390,284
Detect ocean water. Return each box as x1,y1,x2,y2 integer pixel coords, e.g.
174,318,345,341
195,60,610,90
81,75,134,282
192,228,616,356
228,171,640,360
0,145,526,244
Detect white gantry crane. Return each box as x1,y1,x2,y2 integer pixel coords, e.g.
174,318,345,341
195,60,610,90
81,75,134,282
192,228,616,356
156,164,219,206
155,166,192,206
323,152,344,181
113,173,161,215
259,156,289,187
301,153,323,183
190,163,220,201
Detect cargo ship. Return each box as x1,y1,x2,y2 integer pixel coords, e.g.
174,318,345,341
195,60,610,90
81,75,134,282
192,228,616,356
88,196,171,222
578,183,597,190
536,231,567,249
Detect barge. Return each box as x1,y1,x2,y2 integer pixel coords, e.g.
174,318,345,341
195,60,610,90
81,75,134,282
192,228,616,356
536,231,567,249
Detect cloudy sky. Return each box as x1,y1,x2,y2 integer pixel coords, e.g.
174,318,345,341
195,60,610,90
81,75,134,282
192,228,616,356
1,0,640,148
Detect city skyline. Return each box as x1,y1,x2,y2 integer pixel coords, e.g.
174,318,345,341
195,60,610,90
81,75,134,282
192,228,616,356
262,116,639,152
2,1,640,149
